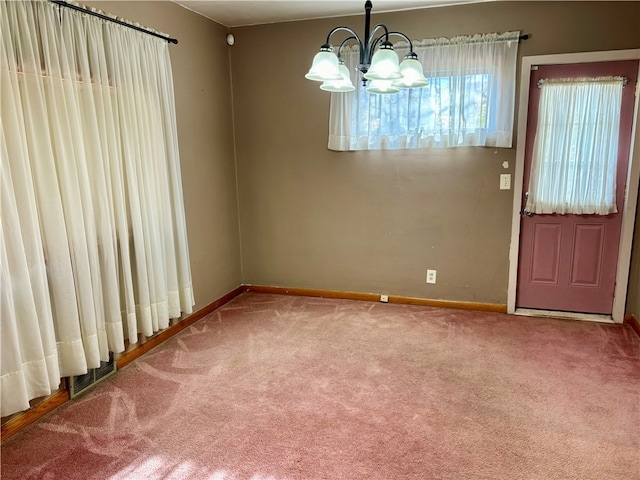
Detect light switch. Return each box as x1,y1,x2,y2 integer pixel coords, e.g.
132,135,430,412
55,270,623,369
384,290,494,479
500,174,511,190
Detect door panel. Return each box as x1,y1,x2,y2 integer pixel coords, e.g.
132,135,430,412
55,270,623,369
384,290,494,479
530,223,561,283
516,60,638,315
570,224,604,287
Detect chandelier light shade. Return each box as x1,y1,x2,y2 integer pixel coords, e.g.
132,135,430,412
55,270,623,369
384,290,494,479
394,53,429,88
306,1,427,94
363,42,402,80
365,79,400,94
304,45,343,81
320,61,356,92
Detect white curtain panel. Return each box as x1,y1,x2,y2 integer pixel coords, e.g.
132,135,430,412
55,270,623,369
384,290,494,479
1,0,194,417
525,77,625,215
329,31,520,151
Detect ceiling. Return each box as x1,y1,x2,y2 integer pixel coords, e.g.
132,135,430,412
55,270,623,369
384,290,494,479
172,1,492,28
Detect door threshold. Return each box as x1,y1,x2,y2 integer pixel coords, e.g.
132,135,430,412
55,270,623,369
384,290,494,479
514,308,615,324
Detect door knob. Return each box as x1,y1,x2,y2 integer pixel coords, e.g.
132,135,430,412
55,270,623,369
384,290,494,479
521,192,533,216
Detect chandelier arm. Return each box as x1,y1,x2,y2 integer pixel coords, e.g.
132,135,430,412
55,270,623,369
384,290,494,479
367,24,390,47
326,26,363,50
369,32,389,57
386,31,415,52
337,36,359,59
326,26,364,64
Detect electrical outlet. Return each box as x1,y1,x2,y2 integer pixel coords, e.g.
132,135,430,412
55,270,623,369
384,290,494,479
500,174,511,190
380,294,389,303
426,269,437,284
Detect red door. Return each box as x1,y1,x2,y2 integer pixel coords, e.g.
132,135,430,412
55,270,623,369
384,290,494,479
516,60,638,315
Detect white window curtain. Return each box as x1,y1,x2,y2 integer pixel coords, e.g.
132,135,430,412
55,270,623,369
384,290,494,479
1,0,194,417
525,77,625,215
329,31,520,151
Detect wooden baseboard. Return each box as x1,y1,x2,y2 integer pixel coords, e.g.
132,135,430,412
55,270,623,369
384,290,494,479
117,286,244,370
1,286,244,443
624,314,640,338
1,389,69,443
243,285,507,313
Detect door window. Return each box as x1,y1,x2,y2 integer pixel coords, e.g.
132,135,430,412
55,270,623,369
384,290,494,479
525,76,626,215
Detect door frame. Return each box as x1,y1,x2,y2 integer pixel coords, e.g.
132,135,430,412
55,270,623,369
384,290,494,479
507,49,640,323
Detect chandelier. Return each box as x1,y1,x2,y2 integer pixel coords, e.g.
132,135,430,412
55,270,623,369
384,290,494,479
305,1,427,94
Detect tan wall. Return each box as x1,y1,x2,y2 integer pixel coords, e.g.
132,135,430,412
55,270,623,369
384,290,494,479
87,1,241,310
230,1,640,305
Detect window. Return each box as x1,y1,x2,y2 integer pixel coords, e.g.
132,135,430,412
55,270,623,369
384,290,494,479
329,32,520,151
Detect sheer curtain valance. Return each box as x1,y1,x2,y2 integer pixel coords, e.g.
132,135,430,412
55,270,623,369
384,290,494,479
1,0,194,417
329,31,520,151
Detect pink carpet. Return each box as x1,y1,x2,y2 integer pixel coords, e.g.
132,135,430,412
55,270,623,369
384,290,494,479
2,292,639,479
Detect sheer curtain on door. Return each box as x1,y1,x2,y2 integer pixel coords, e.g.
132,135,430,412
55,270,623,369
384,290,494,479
1,0,194,417
525,77,625,215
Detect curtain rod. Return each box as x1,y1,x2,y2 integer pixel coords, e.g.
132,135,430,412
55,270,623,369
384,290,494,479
49,0,178,44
